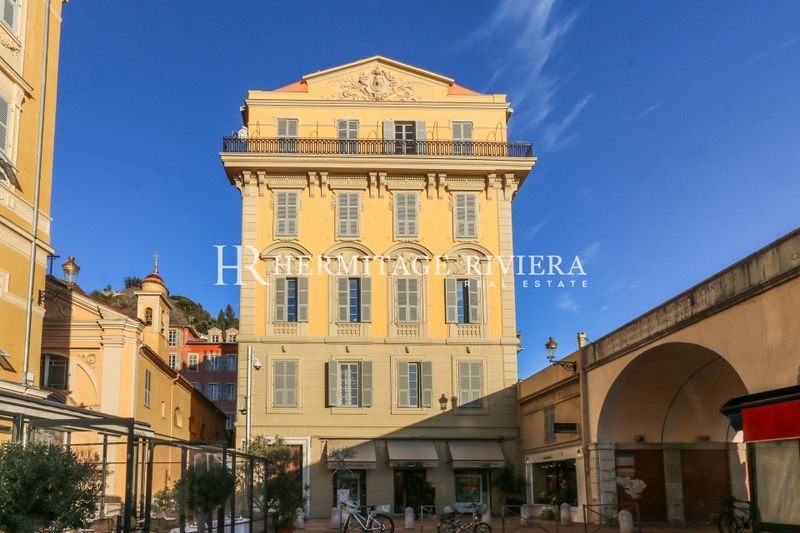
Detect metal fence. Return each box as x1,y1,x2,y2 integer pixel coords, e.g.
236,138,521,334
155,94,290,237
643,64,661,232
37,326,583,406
501,504,561,533
582,503,640,533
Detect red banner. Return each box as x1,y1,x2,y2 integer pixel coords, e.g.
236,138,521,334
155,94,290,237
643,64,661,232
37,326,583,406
742,399,800,441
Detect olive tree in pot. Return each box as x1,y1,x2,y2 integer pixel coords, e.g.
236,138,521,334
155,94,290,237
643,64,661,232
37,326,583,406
0,440,103,533
246,436,308,533
492,462,527,507
174,461,236,533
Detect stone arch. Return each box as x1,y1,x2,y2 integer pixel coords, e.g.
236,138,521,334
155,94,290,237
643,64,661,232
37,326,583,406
323,242,375,258
442,243,493,259
382,242,434,259
260,242,312,259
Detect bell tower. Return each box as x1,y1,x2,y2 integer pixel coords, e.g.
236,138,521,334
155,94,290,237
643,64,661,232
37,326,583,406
135,253,172,359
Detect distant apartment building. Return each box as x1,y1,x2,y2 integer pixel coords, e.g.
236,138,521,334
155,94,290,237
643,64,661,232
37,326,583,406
169,324,239,431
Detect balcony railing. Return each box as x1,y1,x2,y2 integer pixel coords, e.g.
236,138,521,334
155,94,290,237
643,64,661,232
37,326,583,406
222,137,534,158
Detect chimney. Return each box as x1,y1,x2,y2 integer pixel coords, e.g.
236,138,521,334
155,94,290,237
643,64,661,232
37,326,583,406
577,332,588,348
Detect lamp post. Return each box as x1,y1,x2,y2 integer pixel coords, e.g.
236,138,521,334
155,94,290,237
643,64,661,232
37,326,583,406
244,345,262,447
38,255,80,305
545,336,577,373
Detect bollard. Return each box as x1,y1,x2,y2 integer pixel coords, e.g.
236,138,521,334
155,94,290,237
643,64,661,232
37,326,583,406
482,505,491,525
559,503,571,525
294,508,305,529
618,510,633,533
331,507,341,529
520,504,532,526
405,507,415,529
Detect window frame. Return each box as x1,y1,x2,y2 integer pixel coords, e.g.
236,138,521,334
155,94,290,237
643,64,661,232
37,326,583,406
206,382,220,401
144,369,152,408
1,0,18,36
274,190,300,238
336,191,361,239
338,361,361,407
395,277,420,324
337,119,359,154
453,193,479,239
274,276,309,323
168,328,179,346
393,191,419,239
452,121,474,156
41,353,68,390
276,117,299,153
272,359,298,408
187,353,199,373
457,360,484,410
336,276,371,324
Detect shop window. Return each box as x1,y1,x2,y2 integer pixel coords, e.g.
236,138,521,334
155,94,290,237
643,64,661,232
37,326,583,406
530,459,578,506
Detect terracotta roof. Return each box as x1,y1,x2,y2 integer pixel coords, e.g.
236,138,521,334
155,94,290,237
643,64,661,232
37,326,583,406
274,80,308,92
448,83,481,95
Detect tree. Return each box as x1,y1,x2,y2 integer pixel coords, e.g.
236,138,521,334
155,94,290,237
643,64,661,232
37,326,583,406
492,462,526,505
246,436,307,527
216,310,228,330
124,276,143,289
224,304,239,329
173,462,236,533
0,441,102,533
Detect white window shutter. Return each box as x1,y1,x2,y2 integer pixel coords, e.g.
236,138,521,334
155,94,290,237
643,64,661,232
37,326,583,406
327,361,339,407
397,362,410,407
360,276,371,323
273,361,284,407
349,193,359,236
396,278,407,323
274,277,287,322
414,120,426,141
468,280,481,323
361,361,372,407
454,194,467,237
0,97,9,154
458,361,469,406
395,193,406,236
465,194,477,237
383,120,395,140
285,191,298,236
408,278,419,322
445,278,458,323
286,361,297,407
463,122,473,141
287,119,298,137
421,361,433,407
2,0,14,31
337,277,349,322
297,277,309,322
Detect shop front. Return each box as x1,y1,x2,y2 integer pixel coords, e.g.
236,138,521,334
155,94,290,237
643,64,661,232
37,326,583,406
448,440,506,512
524,446,585,523
722,385,800,532
326,440,377,510
388,440,438,513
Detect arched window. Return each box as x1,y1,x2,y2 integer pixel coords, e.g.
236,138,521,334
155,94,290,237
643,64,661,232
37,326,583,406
145,307,153,325
173,407,183,428
40,353,68,390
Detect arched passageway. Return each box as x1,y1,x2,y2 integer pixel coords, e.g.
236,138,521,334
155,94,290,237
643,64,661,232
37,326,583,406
596,342,748,523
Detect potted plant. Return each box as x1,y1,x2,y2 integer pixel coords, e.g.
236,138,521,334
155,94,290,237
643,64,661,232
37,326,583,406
246,435,308,533
0,440,103,533
174,461,236,533
492,462,526,507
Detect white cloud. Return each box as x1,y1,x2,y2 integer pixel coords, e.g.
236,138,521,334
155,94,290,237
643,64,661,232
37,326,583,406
634,101,663,121
746,37,800,66
524,216,549,241
470,0,591,150
579,241,601,266
556,293,581,313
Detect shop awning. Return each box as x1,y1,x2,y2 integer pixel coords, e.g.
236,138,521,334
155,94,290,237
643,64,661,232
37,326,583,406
387,440,439,468
326,440,377,470
447,440,506,468
721,385,800,442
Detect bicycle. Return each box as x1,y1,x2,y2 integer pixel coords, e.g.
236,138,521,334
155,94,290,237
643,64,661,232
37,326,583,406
343,504,395,533
438,503,492,533
717,497,752,533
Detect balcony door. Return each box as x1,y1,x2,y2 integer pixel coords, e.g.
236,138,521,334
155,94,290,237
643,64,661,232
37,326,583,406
394,121,416,154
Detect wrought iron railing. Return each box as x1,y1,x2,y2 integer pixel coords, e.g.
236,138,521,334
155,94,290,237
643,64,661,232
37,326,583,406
222,137,534,158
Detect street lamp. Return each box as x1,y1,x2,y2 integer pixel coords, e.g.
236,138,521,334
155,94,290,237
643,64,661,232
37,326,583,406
39,255,80,305
439,393,449,411
545,336,576,372
244,345,262,446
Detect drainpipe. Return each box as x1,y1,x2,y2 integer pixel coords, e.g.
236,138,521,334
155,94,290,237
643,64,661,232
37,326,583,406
577,332,593,508
22,0,53,385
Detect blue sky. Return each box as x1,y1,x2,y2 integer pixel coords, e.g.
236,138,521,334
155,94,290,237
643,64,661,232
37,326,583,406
52,1,800,378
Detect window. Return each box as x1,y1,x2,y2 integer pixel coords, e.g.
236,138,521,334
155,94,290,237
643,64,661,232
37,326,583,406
530,459,578,506
228,334,237,342
445,278,481,324
188,354,199,372
394,121,416,154
227,354,237,372
224,383,236,401
174,408,183,428
336,192,360,238
275,277,308,322
277,118,298,152
394,192,418,238
453,193,478,238
544,405,556,443
206,355,220,372
273,360,298,408
337,277,371,323
396,278,420,323
168,328,179,346
1,0,17,33
40,354,68,390
274,190,299,237
458,361,483,409
0,96,9,157
206,383,220,401
327,361,372,408
452,121,474,155
337,119,359,154
145,307,153,325
226,412,235,431
192,382,201,391
209,334,220,343
397,361,432,408
169,353,180,370
144,369,152,407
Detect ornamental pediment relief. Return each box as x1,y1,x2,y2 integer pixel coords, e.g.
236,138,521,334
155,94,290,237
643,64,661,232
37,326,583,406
323,66,423,102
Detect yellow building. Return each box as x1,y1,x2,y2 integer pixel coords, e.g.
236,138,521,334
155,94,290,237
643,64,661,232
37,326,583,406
0,0,65,396
220,56,536,517
41,261,228,512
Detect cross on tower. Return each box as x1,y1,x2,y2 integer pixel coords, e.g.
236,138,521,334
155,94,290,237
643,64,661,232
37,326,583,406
152,252,160,274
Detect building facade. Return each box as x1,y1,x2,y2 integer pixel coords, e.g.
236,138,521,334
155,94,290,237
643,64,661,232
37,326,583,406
40,262,228,513
168,324,239,430
220,57,536,517
0,0,65,396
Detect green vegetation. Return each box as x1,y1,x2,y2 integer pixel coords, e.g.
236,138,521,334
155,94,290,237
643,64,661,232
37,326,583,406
0,441,103,533
246,436,307,527
173,462,236,533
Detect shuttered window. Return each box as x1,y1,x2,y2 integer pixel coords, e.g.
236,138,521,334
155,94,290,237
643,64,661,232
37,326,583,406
277,118,298,153
454,193,478,238
274,191,299,237
2,0,16,32
445,278,480,324
544,405,556,443
337,119,359,154
396,278,419,323
394,192,418,238
397,361,432,408
336,192,360,237
0,96,9,156
274,277,309,322
206,383,220,401
452,121,474,155
224,383,236,401
458,361,483,409
327,360,372,408
188,354,199,372
144,370,152,407
273,360,298,408
337,277,371,323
